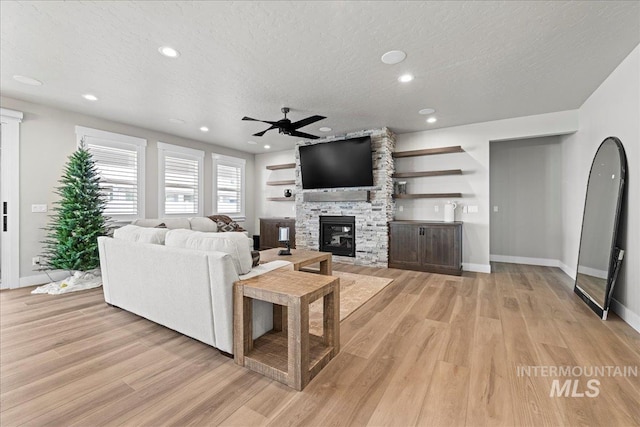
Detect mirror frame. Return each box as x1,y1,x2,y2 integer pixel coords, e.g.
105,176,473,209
574,136,627,319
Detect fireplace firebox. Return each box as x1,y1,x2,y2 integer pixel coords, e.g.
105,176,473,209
319,216,356,257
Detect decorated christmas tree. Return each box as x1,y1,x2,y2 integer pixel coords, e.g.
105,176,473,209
41,144,108,272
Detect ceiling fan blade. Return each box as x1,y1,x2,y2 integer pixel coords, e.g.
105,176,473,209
289,130,320,140
242,116,279,125
289,115,326,130
252,126,277,137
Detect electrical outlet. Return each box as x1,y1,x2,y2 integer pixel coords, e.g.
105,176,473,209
493,206,499,212
32,256,41,266
434,205,439,212
31,204,48,213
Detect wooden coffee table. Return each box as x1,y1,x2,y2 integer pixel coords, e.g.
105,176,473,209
260,248,333,331
259,248,332,275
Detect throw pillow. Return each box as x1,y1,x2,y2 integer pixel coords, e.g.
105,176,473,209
251,250,260,267
216,220,236,232
208,215,245,232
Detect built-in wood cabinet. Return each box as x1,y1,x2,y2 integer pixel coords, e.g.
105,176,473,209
388,221,462,276
259,218,296,250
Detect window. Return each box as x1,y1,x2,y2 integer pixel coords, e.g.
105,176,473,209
158,142,204,217
75,126,146,220
212,153,245,220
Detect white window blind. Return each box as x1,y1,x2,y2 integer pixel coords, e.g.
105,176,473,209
87,142,139,216
213,154,245,218
158,142,203,217
217,164,242,214
76,126,147,220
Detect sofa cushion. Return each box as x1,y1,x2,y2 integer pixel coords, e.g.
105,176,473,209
132,218,192,230
113,225,169,245
165,229,253,274
190,217,218,232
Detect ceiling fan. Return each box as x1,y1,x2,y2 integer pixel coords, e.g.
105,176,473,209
242,107,326,139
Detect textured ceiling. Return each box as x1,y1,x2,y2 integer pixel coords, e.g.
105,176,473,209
1,1,639,153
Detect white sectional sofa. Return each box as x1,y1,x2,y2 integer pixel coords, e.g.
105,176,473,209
97,223,288,354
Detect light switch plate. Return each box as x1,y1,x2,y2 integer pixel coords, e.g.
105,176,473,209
31,204,48,213
493,206,499,212
434,205,439,212
468,205,479,213
399,205,404,212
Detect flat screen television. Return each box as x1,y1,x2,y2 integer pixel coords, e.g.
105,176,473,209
299,136,374,189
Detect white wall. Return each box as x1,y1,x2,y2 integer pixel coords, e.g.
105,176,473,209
253,149,296,232
490,136,563,262
395,110,578,272
0,96,255,284
561,45,640,328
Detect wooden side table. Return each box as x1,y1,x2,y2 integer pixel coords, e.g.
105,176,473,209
234,269,340,391
259,248,333,332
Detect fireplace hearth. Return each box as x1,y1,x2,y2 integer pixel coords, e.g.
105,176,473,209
319,216,356,257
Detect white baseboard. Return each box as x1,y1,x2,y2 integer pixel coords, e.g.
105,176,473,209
490,254,561,267
610,298,640,334
18,270,69,288
577,265,608,279
463,263,491,273
558,262,576,281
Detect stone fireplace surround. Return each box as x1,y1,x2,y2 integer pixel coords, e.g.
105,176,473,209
294,128,396,267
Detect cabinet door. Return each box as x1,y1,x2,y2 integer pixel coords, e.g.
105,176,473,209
388,223,421,269
260,220,279,249
422,226,460,270
260,219,296,250
280,219,296,249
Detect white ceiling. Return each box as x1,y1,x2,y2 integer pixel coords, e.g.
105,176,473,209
1,1,639,153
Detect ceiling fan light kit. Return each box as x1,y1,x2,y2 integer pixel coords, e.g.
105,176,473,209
242,107,326,139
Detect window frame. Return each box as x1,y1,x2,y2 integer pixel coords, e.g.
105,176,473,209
212,153,246,221
75,126,146,222
157,142,204,218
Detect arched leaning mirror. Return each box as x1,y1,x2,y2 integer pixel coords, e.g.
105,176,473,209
575,136,626,320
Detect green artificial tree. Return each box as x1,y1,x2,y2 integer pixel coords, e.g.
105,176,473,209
41,144,108,272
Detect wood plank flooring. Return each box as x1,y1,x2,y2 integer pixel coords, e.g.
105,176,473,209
1,263,639,426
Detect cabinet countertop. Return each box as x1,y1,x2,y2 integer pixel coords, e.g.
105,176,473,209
389,220,463,225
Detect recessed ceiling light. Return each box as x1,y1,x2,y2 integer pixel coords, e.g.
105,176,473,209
200,126,209,132
169,118,185,124
159,46,180,58
319,127,332,132
381,50,407,65
13,75,43,86
247,141,257,145
419,108,436,115
264,145,271,149
82,94,98,101
398,74,414,83
426,117,437,124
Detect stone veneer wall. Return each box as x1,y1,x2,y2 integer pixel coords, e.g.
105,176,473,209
294,128,395,267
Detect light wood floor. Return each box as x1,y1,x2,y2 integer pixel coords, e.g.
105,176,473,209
1,263,639,426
